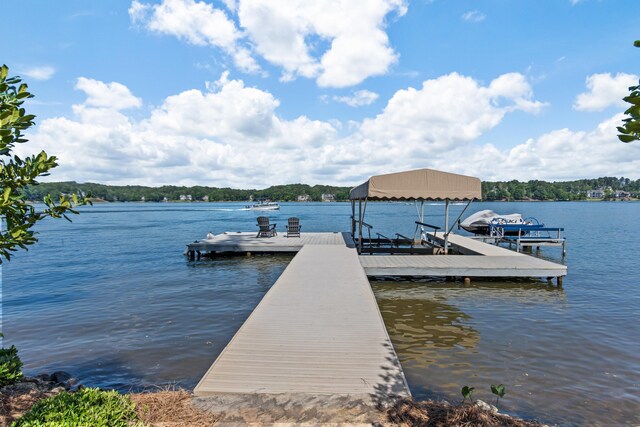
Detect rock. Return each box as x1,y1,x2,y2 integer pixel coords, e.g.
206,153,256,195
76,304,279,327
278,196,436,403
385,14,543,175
475,399,499,414
50,371,72,385
35,373,52,382
50,386,67,394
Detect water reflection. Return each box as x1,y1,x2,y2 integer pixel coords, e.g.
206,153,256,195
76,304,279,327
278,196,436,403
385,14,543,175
376,287,479,365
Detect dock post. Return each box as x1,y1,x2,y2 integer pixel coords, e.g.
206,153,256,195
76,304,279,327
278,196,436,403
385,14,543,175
557,276,563,287
464,277,471,286
188,250,195,261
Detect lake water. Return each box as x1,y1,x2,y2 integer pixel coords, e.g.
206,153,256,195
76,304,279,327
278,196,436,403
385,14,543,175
2,201,639,426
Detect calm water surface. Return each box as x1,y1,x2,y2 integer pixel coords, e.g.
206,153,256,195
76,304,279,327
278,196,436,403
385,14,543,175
2,202,639,426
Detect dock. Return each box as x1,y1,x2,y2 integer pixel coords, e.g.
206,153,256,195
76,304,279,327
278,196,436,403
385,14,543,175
194,244,410,397
189,230,566,398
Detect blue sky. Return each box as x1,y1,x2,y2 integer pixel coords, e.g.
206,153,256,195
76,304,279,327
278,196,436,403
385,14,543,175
1,0,639,187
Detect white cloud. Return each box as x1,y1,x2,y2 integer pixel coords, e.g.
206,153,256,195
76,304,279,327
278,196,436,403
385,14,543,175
130,0,407,87
573,72,638,112
461,10,485,23
20,72,639,188
20,66,56,81
238,0,406,87
75,77,142,110
129,0,261,73
447,113,640,181
333,90,379,107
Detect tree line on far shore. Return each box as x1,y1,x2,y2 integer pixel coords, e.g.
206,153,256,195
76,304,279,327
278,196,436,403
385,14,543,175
21,176,640,203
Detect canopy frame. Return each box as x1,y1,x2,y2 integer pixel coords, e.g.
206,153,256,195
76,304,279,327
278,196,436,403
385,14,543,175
349,168,482,254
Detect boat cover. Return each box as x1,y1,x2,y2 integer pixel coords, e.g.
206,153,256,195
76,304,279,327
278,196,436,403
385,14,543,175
349,168,482,201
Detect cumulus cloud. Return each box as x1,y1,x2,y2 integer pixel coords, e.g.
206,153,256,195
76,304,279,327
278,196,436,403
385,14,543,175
130,0,407,87
129,0,261,73
573,72,638,112
333,90,379,107
20,71,638,188
75,77,142,110
20,66,56,81
461,10,485,23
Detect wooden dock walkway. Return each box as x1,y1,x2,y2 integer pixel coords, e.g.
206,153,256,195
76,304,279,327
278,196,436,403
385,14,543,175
194,244,410,397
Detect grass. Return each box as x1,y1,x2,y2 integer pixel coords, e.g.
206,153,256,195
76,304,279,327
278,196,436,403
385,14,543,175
11,388,140,427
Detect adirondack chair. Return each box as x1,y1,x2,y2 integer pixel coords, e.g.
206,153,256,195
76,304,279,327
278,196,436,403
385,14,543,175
256,216,277,237
286,217,301,237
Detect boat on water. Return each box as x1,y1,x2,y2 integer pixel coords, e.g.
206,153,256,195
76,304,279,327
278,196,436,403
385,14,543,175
247,201,280,211
460,210,538,235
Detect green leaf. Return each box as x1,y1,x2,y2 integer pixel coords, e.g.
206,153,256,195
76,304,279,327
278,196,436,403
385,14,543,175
634,40,640,48
461,385,475,401
0,65,7,80
491,383,506,398
618,134,638,143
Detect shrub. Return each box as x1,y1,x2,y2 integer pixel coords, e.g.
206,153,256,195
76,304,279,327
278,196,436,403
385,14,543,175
12,388,141,427
0,333,23,387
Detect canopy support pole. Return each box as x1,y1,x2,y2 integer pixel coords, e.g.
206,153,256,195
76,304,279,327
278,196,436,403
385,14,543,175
351,200,356,238
445,199,474,237
358,199,363,253
444,200,450,254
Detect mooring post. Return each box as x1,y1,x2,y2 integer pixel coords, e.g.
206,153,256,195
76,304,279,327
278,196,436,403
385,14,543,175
557,276,563,287
464,277,471,286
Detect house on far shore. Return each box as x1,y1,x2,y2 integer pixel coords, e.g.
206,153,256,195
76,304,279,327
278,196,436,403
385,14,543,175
179,194,192,201
297,194,310,202
321,193,336,202
614,190,631,199
586,189,605,198
202,195,209,202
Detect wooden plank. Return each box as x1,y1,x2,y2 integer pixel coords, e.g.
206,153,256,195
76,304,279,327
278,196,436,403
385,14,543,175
194,245,410,397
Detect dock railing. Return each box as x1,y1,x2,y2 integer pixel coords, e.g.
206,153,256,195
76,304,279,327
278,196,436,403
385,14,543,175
491,223,566,256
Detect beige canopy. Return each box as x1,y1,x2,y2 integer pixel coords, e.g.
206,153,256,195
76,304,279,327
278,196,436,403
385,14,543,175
349,168,482,201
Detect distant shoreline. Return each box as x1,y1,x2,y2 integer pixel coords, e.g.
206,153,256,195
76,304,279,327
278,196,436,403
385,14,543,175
24,177,640,203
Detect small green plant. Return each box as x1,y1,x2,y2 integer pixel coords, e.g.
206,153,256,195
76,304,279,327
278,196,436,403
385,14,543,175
490,383,506,404
460,385,475,403
12,387,141,427
0,332,23,387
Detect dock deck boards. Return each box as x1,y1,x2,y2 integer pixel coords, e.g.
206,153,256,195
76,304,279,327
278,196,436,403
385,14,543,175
194,244,410,397
360,254,567,277
429,232,523,256
188,232,353,253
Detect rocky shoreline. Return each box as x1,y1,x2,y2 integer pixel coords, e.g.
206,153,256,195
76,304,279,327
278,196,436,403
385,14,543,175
1,373,547,426
0,371,80,425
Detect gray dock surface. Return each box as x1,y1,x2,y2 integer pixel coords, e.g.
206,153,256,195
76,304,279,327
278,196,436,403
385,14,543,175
194,244,410,397
360,254,566,277
188,231,353,253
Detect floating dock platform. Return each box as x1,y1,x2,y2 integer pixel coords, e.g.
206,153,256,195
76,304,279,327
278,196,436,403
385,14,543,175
189,230,566,398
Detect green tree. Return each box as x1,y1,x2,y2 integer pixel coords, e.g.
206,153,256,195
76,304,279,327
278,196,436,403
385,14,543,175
618,40,640,143
0,65,89,263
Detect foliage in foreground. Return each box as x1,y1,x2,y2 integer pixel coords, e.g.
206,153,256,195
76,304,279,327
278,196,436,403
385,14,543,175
12,388,140,427
0,333,23,387
0,65,89,264
618,40,640,143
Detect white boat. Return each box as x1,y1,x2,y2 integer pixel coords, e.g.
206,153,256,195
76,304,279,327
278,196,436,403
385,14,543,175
247,201,280,211
460,210,527,235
